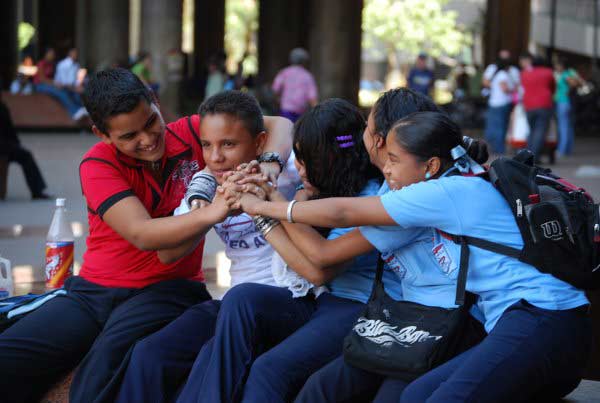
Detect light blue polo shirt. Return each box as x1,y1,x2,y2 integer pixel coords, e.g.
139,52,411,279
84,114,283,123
326,179,404,304
362,175,588,332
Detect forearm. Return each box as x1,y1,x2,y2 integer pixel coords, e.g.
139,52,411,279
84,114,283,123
156,227,210,264
252,196,393,228
263,116,293,162
264,224,345,285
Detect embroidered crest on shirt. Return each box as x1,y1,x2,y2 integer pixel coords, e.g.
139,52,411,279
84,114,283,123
382,252,407,279
432,242,457,275
173,160,200,187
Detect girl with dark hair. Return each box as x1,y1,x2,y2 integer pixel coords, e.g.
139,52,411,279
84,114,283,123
235,111,590,403
176,98,401,403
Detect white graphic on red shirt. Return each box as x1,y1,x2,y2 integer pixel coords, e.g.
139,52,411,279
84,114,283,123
173,160,200,187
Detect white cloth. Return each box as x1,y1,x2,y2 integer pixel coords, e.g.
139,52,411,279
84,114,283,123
484,64,520,87
487,70,515,107
173,156,303,290
54,57,80,87
277,151,300,200
270,253,328,298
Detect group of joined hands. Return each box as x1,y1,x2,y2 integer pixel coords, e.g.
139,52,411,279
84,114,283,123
193,160,315,220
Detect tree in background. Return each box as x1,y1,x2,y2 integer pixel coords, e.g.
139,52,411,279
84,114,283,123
225,0,258,77
363,0,471,88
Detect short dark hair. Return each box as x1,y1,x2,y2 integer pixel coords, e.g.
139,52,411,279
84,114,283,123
390,111,465,174
82,68,154,134
293,98,381,198
372,87,440,139
198,91,264,136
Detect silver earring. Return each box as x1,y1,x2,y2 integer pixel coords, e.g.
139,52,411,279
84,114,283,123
425,172,431,180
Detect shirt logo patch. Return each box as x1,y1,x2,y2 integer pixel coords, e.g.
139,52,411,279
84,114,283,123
173,160,200,187
432,242,457,275
382,252,407,279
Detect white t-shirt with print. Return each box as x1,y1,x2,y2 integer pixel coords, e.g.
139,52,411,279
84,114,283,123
174,154,301,287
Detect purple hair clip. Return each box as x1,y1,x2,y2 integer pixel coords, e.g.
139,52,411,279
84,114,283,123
336,135,354,148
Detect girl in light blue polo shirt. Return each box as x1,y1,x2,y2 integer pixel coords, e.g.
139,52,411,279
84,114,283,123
236,111,591,402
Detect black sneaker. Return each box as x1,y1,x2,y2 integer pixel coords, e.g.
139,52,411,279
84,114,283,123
32,192,52,200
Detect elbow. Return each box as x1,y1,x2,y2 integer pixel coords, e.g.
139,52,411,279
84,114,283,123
304,271,328,287
157,253,177,265
129,230,155,251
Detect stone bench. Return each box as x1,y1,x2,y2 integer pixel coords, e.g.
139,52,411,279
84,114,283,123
2,92,79,130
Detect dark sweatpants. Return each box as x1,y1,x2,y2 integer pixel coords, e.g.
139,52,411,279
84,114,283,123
3,145,47,197
0,275,211,403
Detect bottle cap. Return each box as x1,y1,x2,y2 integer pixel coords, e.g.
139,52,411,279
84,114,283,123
56,198,66,207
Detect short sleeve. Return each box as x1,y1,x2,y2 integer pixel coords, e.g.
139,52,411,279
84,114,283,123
272,71,284,92
327,226,355,241
79,158,134,217
378,180,462,233
483,65,496,80
306,75,318,100
359,225,429,253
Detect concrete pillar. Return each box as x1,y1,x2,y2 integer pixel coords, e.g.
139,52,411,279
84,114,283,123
85,0,129,71
484,0,530,66
194,0,225,79
307,0,363,105
37,0,76,60
257,0,310,85
0,0,18,90
141,0,184,114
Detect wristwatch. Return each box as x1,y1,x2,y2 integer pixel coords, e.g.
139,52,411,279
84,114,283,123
257,152,285,172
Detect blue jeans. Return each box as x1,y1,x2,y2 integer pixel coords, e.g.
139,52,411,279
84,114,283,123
176,283,364,403
35,83,83,117
484,104,512,154
526,108,553,159
399,300,591,403
115,300,221,403
556,102,574,156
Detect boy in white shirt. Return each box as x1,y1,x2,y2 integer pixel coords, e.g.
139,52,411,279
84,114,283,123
115,90,303,403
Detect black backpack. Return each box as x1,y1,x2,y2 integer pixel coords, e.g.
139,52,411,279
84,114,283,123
444,150,600,290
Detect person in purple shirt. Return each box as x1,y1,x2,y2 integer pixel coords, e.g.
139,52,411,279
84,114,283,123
272,48,318,122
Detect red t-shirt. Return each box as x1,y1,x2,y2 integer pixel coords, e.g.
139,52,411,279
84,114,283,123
79,115,206,288
34,59,55,84
521,67,556,111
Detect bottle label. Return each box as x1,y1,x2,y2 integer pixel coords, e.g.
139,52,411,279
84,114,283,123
45,241,74,288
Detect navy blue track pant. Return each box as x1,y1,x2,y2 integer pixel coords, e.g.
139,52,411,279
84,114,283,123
392,300,590,403
115,300,221,403
0,276,210,403
176,283,365,403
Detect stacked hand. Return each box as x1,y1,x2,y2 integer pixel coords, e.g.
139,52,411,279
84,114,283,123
217,160,281,216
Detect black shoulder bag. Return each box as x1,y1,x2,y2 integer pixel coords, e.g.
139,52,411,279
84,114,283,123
343,237,485,381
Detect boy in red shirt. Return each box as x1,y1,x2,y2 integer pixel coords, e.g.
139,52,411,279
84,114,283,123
0,68,292,403
520,53,556,161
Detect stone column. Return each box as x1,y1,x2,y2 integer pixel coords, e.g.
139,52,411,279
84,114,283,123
0,0,18,90
307,0,363,105
85,0,129,71
257,0,310,85
141,0,184,115
484,0,530,66
37,0,77,60
194,0,225,80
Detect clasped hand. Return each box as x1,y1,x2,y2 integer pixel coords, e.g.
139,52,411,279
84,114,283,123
216,160,278,216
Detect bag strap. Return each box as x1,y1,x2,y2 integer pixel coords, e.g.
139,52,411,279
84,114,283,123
455,236,469,306
366,254,385,303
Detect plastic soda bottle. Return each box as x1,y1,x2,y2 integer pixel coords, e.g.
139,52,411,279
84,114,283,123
45,198,74,289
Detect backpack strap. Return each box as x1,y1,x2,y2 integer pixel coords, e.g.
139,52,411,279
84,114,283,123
455,236,470,306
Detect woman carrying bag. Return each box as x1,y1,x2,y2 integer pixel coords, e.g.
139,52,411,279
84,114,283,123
232,111,591,403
